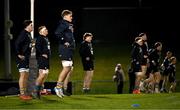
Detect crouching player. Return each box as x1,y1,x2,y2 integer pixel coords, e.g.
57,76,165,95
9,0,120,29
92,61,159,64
145,42,162,93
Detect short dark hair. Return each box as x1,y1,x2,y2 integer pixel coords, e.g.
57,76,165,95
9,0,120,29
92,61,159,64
116,63,121,70
38,26,46,33
166,51,172,55
154,42,162,48
138,33,146,37
61,9,72,18
135,37,142,42
170,56,176,62
83,32,93,40
23,20,32,28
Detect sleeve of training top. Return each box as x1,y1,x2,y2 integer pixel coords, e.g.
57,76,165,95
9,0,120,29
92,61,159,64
79,41,85,57
36,36,49,56
15,31,26,55
54,21,67,44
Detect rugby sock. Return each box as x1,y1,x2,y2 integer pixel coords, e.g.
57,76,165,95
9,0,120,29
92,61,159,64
35,85,42,92
20,88,26,95
155,83,159,93
134,81,140,90
155,83,159,89
64,87,67,91
40,85,44,91
56,82,63,88
86,88,90,92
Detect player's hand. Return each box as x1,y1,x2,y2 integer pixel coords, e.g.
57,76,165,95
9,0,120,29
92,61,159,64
152,60,156,66
86,57,90,61
113,75,117,79
144,55,148,58
42,54,48,58
18,55,25,60
64,42,70,47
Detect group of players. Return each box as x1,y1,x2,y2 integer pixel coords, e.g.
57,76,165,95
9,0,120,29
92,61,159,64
129,33,177,94
14,8,177,101
15,9,95,100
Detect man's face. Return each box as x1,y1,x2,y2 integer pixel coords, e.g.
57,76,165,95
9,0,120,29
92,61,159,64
39,27,48,36
64,14,73,22
27,23,33,32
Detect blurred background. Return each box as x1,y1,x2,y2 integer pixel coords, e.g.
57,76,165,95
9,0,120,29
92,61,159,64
0,0,179,94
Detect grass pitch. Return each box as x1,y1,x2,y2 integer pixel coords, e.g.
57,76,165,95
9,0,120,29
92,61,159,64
0,93,180,109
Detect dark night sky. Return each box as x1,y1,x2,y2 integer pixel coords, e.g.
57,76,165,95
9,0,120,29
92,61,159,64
0,0,180,58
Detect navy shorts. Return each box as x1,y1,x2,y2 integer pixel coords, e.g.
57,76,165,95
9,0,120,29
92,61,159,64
141,58,148,65
16,56,30,69
59,45,73,61
82,59,94,71
162,69,169,76
131,62,141,72
148,62,159,73
37,56,49,69
169,76,175,83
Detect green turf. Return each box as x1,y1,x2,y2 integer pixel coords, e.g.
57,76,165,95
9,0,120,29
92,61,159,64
0,42,180,94
0,93,180,109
